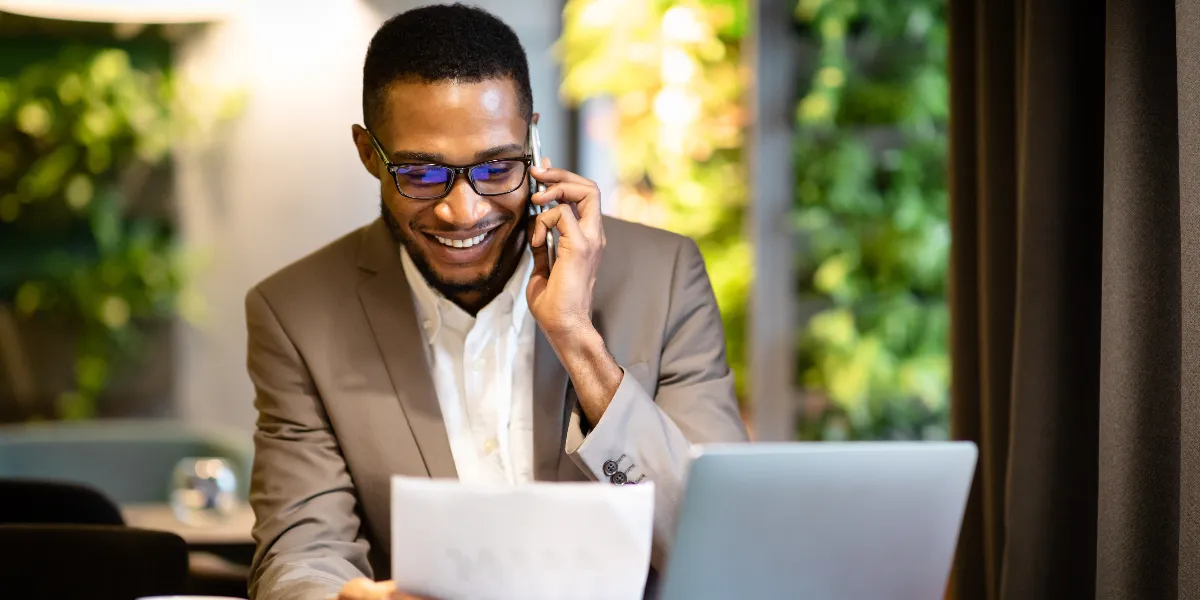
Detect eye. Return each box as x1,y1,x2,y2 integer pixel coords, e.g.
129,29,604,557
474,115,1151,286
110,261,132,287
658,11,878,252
396,165,450,185
471,161,521,182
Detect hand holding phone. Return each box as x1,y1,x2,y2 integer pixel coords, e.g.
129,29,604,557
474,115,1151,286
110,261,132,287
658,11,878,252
527,118,557,271
524,123,607,339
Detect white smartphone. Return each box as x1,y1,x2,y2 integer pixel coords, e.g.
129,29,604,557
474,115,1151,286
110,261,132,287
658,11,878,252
527,119,557,271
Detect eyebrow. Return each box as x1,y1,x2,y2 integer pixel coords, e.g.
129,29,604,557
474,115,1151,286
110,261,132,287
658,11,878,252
389,143,526,166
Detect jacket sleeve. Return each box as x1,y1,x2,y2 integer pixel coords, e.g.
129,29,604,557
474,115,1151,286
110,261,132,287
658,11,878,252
565,237,749,565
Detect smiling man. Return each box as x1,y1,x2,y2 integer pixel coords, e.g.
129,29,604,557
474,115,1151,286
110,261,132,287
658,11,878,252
244,4,748,600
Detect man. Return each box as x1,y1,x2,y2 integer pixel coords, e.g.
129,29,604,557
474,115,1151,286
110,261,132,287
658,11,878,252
245,4,748,600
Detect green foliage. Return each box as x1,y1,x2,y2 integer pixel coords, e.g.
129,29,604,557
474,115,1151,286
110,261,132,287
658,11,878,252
793,0,950,440
0,46,210,419
559,0,751,400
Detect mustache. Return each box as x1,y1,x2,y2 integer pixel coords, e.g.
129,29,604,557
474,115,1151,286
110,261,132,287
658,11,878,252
412,215,511,234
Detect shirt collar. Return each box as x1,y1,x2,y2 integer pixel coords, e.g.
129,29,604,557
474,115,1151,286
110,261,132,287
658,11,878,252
399,244,533,343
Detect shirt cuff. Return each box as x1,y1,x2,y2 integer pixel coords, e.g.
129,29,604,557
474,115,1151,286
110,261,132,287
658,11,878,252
565,367,653,486
564,365,694,567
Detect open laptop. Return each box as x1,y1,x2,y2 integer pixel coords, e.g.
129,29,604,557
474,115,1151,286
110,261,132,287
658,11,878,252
655,441,977,600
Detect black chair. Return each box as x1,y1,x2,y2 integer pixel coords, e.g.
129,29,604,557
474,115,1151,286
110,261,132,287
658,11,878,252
0,477,250,598
0,524,189,599
0,478,124,525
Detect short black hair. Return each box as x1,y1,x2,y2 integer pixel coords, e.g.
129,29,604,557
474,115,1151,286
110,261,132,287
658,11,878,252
362,3,533,129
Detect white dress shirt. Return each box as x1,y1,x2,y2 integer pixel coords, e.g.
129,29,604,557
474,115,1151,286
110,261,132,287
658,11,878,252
400,246,536,485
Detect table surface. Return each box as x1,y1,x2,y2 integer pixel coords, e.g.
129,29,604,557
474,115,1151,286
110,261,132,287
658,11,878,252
121,502,255,545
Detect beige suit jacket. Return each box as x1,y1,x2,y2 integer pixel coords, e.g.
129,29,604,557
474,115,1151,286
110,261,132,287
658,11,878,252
245,216,748,600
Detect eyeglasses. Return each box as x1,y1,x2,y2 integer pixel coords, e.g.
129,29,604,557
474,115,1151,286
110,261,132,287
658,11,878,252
366,128,532,200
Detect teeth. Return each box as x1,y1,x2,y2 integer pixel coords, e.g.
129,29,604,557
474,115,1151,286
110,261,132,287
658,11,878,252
434,232,487,249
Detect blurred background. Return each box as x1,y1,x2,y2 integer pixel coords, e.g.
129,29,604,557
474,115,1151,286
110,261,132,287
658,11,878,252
0,0,949,441
8,2,1197,599
0,0,947,595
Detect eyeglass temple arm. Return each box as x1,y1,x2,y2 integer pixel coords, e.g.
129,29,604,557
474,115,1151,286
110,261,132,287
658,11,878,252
364,128,393,167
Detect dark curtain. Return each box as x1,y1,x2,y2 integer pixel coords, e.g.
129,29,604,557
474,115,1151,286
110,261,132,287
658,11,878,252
947,0,1200,598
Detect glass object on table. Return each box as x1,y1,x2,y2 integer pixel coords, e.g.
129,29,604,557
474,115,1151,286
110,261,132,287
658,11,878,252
169,456,237,526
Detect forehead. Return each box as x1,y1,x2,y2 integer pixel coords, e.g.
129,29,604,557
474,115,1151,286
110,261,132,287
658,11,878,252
375,78,526,162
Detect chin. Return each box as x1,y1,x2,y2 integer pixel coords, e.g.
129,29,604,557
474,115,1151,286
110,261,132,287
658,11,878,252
435,265,496,288
383,202,524,296
407,242,504,295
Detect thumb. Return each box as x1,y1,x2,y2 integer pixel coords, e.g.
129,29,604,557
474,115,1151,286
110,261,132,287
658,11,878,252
339,578,395,599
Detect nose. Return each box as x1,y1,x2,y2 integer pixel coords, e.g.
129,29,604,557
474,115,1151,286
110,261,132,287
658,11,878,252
433,176,491,229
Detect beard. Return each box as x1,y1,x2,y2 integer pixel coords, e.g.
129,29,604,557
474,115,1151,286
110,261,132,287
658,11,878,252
380,200,526,300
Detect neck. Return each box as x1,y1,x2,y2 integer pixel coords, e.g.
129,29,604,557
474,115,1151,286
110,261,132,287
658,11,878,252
443,287,498,316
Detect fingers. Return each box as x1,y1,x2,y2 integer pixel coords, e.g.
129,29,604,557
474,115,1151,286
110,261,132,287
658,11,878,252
531,203,583,251
531,166,594,187
393,592,437,600
529,154,604,230
531,182,600,233
527,220,551,292
339,578,396,600
531,182,594,208
530,161,600,200
527,157,605,269
529,158,593,187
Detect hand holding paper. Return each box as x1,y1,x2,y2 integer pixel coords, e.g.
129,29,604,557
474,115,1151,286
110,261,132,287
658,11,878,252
389,476,655,600
336,578,433,600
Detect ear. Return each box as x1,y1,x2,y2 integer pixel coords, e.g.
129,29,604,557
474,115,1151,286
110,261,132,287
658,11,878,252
350,124,380,180
532,111,540,126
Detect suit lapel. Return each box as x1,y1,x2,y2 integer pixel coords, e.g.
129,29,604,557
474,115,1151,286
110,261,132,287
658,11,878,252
532,327,571,480
356,218,573,481
356,219,457,480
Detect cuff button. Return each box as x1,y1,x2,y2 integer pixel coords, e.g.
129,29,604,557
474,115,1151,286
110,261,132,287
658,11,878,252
610,471,628,485
602,460,620,476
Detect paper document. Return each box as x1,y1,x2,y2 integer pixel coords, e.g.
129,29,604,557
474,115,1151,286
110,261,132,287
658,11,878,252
391,476,655,600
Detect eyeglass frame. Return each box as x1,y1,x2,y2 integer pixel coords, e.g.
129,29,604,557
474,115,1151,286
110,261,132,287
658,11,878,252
365,128,533,200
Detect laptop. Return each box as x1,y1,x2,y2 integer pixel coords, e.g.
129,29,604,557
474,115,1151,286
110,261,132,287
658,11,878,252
655,441,977,600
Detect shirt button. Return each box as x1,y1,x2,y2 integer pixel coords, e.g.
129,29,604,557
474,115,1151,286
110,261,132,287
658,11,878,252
482,438,498,454
602,460,619,476
610,471,628,485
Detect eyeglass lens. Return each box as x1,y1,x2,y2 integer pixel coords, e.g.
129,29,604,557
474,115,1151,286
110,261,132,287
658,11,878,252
393,160,526,198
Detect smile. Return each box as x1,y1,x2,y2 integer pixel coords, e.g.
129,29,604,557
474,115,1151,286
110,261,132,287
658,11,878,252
430,230,492,249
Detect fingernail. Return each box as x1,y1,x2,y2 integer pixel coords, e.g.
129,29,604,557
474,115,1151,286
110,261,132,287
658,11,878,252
531,166,544,173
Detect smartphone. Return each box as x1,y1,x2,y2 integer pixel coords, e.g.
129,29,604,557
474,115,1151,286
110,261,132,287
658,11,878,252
527,119,557,271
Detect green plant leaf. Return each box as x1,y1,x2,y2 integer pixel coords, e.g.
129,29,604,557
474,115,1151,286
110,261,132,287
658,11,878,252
2,43,240,418
561,0,752,401
794,0,949,440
